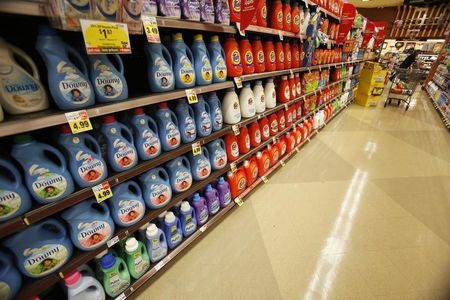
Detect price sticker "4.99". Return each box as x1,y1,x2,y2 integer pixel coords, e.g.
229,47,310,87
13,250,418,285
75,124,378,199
92,181,113,203
65,110,93,134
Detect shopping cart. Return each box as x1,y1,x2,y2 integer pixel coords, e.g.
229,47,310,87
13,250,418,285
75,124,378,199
384,68,426,111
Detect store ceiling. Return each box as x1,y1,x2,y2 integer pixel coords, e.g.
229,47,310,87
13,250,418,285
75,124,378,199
347,0,403,8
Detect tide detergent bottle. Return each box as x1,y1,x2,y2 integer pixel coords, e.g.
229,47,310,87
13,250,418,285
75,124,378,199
224,35,243,77
253,80,265,113
174,99,196,143
169,33,196,88
57,125,107,188
239,37,255,75
206,92,223,132
109,181,146,227
0,157,32,222
138,167,172,209
145,223,168,263
252,36,265,73
88,54,128,102
191,193,208,225
248,121,261,147
0,38,48,115
187,146,211,181
204,184,220,215
206,139,227,170
163,211,183,249
124,237,150,279
259,116,270,141
0,251,21,300
207,35,227,83
100,253,130,298
64,270,105,300
154,102,181,151
3,218,73,278
11,134,74,204
179,201,197,237
256,150,271,176
224,133,239,161
98,115,138,172
239,83,256,118
144,43,175,92
61,199,115,251
243,157,258,185
165,156,193,193
237,125,250,154
264,78,276,108
130,107,161,161
229,0,241,22
222,87,241,124
263,37,276,72
192,94,212,137
216,176,231,207
191,34,212,85
35,25,94,110
227,168,246,198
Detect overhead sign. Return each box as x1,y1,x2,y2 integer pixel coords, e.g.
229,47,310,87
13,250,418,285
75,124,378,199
373,21,388,49
239,0,258,30
336,3,356,44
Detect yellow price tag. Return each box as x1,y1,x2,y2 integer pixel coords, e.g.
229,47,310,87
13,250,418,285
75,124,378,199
232,125,240,135
185,89,198,104
142,15,160,43
262,176,268,183
234,197,244,206
234,76,243,88
80,19,131,54
280,160,286,167
65,110,93,134
295,147,300,153
192,141,202,156
327,40,332,50
92,181,113,203
284,103,289,111
230,162,237,173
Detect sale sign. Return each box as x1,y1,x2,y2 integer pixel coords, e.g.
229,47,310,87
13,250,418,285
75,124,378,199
239,0,258,30
336,3,356,44
361,21,375,48
373,21,388,49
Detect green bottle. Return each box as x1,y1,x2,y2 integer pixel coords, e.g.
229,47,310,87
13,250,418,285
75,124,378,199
125,237,150,279
100,253,130,298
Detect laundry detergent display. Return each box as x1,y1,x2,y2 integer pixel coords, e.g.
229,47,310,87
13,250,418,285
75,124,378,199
130,107,162,161
139,167,172,209
144,43,175,93
169,33,196,89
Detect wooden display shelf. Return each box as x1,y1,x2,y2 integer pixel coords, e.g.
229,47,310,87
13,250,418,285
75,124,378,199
243,24,307,39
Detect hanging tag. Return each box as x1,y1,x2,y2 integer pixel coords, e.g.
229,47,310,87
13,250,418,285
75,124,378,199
262,176,268,183
234,197,244,206
192,141,202,156
232,125,240,135
92,181,113,203
284,103,289,111
107,235,120,248
272,137,276,144
319,65,322,71
80,19,131,54
185,89,198,104
308,68,311,73
278,30,284,41
230,162,237,173
295,147,300,153
305,0,308,8
142,15,160,43
65,110,93,134
280,160,286,167
154,258,168,271
236,22,245,36
115,293,127,300
290,69,294,76
199,225,207,232
257,114,262,120
234,76,243,88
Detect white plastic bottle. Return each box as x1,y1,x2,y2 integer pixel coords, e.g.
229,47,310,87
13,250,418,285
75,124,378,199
0,38,49,114
64,270,105,300
253,80,265,113
222,87,241,124
264,78,276,109
239,83,256,118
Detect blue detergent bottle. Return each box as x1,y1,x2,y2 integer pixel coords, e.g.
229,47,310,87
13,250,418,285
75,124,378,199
145,223,168,263
174,99,196,143
192,94,212,137
98,114,138,172
2,218,73,278
169,33,196,88
130,107,162,161
11,134,74,204
206,138,227,170
208,35,227,83
154,102,181,151
206,92,223,132
163,211,183,249
88,54,128,103
179,201,197,237
35,25,94,110
57,124,108,188
61,198,115,251
187,146,211,181
191,34,212,86
0,157,32,222
144,43,175,92
0,251,22,300
109,181,146,227
165,156,193,193
138,167,172,209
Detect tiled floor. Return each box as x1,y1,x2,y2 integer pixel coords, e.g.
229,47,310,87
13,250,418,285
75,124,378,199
135,91,450,300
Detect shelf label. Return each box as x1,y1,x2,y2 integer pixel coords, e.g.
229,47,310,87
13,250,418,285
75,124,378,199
199,225,207,232
280,160,286,167
185,89,198,104
154,257,168,271
307,137,311,142
290,69,294,76
115,293,126,300
234,197,244,206
278,30,284,41
236,22,246,36
234,76,243,88
295,147,300,153
191,141,202,156
232,125,240,135
58,272,64,279
142,15,160,43
92,181,113,203
272,136,276,144
65,110,93,134
327,40,332,49
262,176,268,183
230,162,237,173
80,19,131,54
107,235,120,248
284,103,289,111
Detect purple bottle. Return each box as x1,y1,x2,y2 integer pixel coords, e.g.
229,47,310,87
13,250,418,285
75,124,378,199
200,0,215,23
204,184,220,215
181,0,200,21
213,0,230,25
216,177,231,208
191,193,209,225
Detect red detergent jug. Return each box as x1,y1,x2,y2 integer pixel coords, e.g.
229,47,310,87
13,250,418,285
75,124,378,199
293,126,302,145
224,35,243,77
224,133,240,161
268,143,280,166
270,0,283,30
277,109,286,131
248,121,261,147
259,116,270,141
237,125,250,154
229,0,241,22
289,74,296,100
286,132,296,153
256,150,271,176
282,0,291,32
275,41,285,70
252,36,265,73
299,123,308,142
292,104,297,121
264,38,276,71
227,168,247,199
291,41,300,68
283,41,291,70
256,0,267,27
285,106,293,127
243,158,258,186
239,38,255,75
277,75,290,103
295,73,301,96
278,136,287,156
268,113,278,136
291,1,300,33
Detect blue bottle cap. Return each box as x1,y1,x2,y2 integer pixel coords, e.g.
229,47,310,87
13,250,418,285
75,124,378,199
192,193,200,201
218,177,225,184
101,253,116,269
206,184,212,191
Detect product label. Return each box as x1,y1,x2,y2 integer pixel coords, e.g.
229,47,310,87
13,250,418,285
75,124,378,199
93,59,123,99
233,101,241,120
213,149,227,168
214,56,227,80
149,183,171,206
184,214,196,233
184,116,196,139
0,281,10,300
23,244,69,276
77,220,112,249
279,116,285,128
287,51,291,62
150,238,167,261
263,125,270,138
238,177,246,190
270,120,278,132
214,107,223,129
232,0,241,12
252,167,258,180
231,50,241,66
245,50,254,66
269,50,276,63
200,111,212,134
254,51,263,65
286,13,291,24
231,142,239,157
287,112,293,123
76,150,105,183
264,158,270,170
1,66,44,108
199,207,208,223
284,86,290,99
170,225,182,244
262,6,267,19
117,199,145,224
255,131,261,143
295,51,300,61
179,56,195,84
245,135,250,149
175,171,192,191
133,252,149,275
247,97,255,115
279,52,284,63
142,128,161,158
294,15,300,26
282,144,287,155
57,61,91,104
0,190,21,220
108,271,129,295
223,191,231,206
273,150,279,162
165,122,181,148
112,139,136,168
29,165,67,201
200,55,212,81
195,158,211,179
154,57,174,88
210,198,220,214
277,11,282,23
291,86,296,97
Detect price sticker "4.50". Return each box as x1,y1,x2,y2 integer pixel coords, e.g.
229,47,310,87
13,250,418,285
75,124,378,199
92,181,113,203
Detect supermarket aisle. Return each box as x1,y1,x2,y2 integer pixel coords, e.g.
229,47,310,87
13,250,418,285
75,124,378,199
135,91,450,300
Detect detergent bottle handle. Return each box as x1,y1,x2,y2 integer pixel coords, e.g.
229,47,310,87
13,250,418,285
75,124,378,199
191,208,197,224
118,123,134,144
112,54,124,75
158,167,169,182
219,138,225,150
9,43,41,80
181,156,190,169
169,111,179,127
42,144,67,170
187,105,195,118
202,146,209,159
95,200,111,217
186,47,194,65
128,181,143,198
0,160,21,188
159,229,167,245
204,101,211,116
161,45,173,68
146,115,159,133
83,134,102,156
220,48,226,61
40,219,66,236
66,45,89,76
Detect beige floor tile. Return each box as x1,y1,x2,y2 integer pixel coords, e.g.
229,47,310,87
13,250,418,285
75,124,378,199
418,288,450,300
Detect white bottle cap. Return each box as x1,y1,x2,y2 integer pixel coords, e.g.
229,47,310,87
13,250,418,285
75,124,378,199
181,201,191,213
95,249,108,260
139,222,150,231
289,73,295,79
146,223,159,237
267,78,274,83
243,160,250,167
281,75,288,80
295,73,299,78
256,151,262,158
165,211,176,223
125,237,139,253
158,211,167,219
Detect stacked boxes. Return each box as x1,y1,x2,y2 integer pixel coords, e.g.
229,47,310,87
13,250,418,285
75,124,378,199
356,62,387,107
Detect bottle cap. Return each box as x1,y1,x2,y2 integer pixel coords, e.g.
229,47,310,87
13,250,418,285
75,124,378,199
13,133,33,145
255,80,262,85
180,201,191,212
165,211,176,223
134,107,145,115
146,223,158,237
64,270,81,287
158,102,168,109
59,124,72,134
125,237,139,253
281,75,288,80
172,33,183,41
206,184,212,191
194,34,203,41
243,160,250,167
244,82,251,88
101,253,116,270
266,78,274,83
192,193,200,201
211,35,219,42
158,211,167,219
139,222,150,231
38,25,57,36
218,176,225,184
102,114,116,124
226,87,235,93
289,73,295,79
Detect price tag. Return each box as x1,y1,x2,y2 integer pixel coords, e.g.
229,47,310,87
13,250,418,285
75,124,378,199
23,217,30,226
192,141,202,156
65,110,93,134
199,225,207,232
92,181,113,203
58,272,64,279
257,114,262,120
185,89,198,104
107,235,120,248
280,160,286,167
234,76,243,88
154,258,167,271
80,19,131,54
278,30,284,41
234,197,244,206
295,147,300,153
236,22,245,36
262,176,268,183
142,15,160,43
284,103,289,110
230,162,237,173
307,137,311,142
289,69,294,76
305,0,308,7
115,293,126,300
308,68,311,73
319,65,322,71
272,137,276,144
232,125,240,135
327,40,332,50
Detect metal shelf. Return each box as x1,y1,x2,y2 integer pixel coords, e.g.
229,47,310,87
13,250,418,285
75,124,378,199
243,24,306,39
156,17,236,33
425,87,450,130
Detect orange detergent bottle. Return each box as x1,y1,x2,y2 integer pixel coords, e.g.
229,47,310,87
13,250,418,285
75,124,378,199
259,116,270,141
252,36,265,73
289,74,296,100
224,132,240,161
293,126,302,145
248,121,261,147
277,109,286,131
295,73,301,96
224,35,243,77
237,125,250,154
229,0,241,23
243,157,258,185
256,0,267,27
277,75,290,103
285,106,293,127
268,143,280,166
275,40,285,70
283,0,291,32
256,150,271,176
283,41,291,69
268,113,278,136
292,103,297,121
291,1,300,33
239,38,255,75
264,38,276,71
291,41,300,68
286,132,296,152
227,168,247,199
278,136,287,156
270,0,283,30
